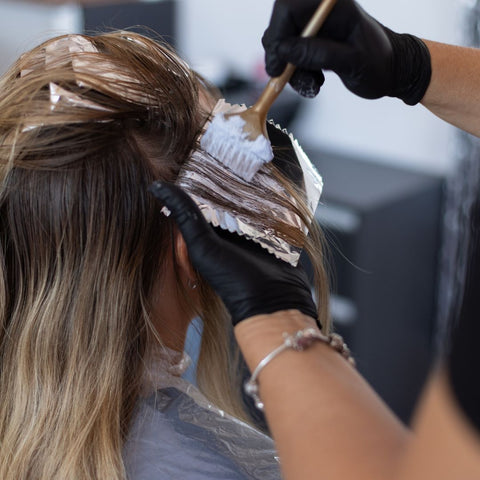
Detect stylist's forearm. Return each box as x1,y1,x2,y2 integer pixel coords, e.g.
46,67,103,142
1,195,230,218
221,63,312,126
234,310,409,480
396,369,480,480
421,40,480,137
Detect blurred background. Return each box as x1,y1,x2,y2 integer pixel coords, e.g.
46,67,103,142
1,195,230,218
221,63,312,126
2,0,477,425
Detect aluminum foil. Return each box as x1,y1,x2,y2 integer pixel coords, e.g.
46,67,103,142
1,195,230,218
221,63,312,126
176,108,323,266
20,35,97,79
20,35,113,132
49,82,112,113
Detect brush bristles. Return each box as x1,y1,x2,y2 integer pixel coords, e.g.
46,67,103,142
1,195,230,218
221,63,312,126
200,112,274,181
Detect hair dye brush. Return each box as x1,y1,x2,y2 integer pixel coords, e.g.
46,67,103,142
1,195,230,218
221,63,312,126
200,0,337,181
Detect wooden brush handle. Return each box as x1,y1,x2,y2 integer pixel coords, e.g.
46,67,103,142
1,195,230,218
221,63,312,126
252,0,338,116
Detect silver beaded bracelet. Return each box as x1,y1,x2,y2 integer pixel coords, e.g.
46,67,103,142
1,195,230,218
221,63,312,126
244,328,356,411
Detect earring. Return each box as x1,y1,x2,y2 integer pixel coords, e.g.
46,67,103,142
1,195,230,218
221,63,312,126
187,279,198,290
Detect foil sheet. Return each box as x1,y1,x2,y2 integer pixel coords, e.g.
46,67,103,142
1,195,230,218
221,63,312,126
20,34,153,132
49,82,113,113
20,35,112,131
176,106,323,266
124,345,281,480
19,35,97,79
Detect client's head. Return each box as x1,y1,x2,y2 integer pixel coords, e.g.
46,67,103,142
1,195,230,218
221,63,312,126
0,32,329,480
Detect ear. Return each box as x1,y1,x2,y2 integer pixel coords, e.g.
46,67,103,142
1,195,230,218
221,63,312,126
173,228,197,285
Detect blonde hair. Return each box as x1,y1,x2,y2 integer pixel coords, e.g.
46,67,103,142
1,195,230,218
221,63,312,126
0,32,330,480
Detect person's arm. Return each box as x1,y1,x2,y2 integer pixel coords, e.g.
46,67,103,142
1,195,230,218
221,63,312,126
421,40,480,137
235,312,480,480
151,183,480,480
235,310,409,480
236,309,480,480
263,0,480,137
396,368,480,480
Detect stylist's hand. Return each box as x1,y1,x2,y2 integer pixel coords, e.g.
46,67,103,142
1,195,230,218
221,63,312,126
149,182,318,326
262,0,431,105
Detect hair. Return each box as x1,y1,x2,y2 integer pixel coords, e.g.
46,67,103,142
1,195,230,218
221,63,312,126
0,32,330,480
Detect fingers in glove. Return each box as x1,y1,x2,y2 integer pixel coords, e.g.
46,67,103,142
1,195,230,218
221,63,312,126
148,182,223,266
278,37,356,76
262,0,301,77
289,68,325,98
263,34,287,77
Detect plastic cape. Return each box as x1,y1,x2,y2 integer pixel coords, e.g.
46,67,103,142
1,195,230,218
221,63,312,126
123,346,281,480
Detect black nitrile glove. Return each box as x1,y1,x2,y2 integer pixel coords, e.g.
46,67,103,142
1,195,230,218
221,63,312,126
448,198,480,433
262,0,432,105
149,182,318,326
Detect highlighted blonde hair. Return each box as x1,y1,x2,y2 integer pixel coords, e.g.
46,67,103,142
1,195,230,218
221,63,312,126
0,32,330,479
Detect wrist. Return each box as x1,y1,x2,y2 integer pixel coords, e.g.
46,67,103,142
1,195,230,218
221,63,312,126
384,28,432,105
234,309,318,372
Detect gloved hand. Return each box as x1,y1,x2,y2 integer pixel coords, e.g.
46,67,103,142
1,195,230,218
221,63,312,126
149,182,318,326
262,0,432,105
